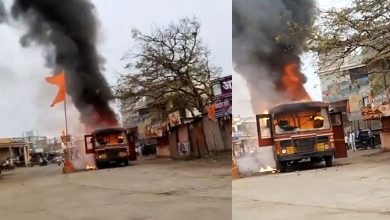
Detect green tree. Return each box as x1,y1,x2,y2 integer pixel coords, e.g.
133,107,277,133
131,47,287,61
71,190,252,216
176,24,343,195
116,17,221,122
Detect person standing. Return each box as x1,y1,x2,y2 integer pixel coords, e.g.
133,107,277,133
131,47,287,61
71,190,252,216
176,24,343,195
345,132,350,150
349,131,357,151
368,129,374,148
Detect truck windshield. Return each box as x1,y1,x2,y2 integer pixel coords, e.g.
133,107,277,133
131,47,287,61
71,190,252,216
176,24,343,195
95,131,128,146
273,108,330,135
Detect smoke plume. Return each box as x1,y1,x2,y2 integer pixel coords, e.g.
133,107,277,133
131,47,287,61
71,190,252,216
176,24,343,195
0,0,5,23
233,0,315,113
6,0,117,128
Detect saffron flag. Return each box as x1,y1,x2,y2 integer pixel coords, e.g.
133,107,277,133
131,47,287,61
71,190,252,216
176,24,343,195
208,103,216,121
46,71,66,107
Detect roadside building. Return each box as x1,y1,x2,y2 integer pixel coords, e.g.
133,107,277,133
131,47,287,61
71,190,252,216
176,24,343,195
0,138,29,166
120,75,232,160
232,116,257,140
317,53,385,131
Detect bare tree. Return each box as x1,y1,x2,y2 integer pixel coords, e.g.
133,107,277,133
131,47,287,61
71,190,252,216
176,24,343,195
308,0,390,69
116,17,221,122
307,0,390,102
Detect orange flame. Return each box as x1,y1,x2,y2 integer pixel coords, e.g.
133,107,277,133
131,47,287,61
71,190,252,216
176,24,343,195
281,63,311,101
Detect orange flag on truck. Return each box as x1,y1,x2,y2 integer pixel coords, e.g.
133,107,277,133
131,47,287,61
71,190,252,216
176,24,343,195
46,71,66,107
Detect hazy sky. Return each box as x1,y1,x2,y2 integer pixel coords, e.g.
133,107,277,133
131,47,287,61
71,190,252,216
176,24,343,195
0,0,232,137
232,0,351,117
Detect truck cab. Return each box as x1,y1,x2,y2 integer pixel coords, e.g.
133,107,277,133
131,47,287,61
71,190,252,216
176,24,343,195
257,101,347,172
84,127,137,169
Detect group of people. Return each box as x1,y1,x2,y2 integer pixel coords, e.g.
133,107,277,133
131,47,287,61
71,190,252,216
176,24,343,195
344,128,373,151
345,130,357,151
344,129,363,151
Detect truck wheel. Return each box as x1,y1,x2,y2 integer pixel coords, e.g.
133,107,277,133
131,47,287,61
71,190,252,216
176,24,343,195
96,162,105,169
276,161,286,173
324,157,333,167
123,160,129,166
311,158,322,163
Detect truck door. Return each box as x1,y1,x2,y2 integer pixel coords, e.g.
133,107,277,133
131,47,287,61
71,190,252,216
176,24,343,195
256,114,274,147
330,112,347,158
84,135,95,154
127,133,137,161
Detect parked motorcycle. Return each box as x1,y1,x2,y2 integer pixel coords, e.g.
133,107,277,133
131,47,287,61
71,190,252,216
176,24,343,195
1,159,15,171
56,156,62,166
39,157,48,166
356,130,375,150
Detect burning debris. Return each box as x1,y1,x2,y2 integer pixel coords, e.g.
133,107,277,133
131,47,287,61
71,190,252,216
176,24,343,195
85,165,97,170
2,0,117,128
233,0,315,113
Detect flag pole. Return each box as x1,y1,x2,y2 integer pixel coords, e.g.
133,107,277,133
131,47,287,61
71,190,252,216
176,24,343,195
64,94,69,137
62,69,68,137
63,70,69,159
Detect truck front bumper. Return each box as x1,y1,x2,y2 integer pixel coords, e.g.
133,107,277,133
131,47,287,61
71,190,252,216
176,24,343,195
277,150,334,162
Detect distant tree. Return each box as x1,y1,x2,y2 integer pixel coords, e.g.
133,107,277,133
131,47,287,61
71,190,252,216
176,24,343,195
309,0,390,70
116,17,221,122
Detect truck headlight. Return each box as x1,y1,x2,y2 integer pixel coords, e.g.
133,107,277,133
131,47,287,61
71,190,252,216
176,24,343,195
98,154,107,159
118,152,127,157
281,149,287,154
324,144,330,150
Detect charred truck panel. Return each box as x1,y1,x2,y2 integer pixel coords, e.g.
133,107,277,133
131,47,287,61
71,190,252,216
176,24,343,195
256,101,346,172
84,127,137,169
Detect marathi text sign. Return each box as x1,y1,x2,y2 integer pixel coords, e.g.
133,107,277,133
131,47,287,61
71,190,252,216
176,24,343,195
362,104,390,120
212,75,232,118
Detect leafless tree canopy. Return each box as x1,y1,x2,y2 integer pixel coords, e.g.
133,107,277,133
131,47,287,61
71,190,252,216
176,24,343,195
309,0,390,69
115,18,221,121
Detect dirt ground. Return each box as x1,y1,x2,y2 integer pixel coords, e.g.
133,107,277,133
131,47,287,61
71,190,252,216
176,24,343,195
233,149,390,220
0,155,231,220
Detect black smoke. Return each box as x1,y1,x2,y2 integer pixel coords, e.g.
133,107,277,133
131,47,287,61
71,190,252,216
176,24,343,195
8,0,117,128
0,0,5,23
233,0,315,112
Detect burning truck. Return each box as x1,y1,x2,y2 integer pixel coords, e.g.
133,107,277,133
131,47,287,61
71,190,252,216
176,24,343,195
84,127,137,169
257,101,347,172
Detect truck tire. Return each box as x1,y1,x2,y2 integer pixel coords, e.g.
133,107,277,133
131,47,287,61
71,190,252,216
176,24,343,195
324,156,333,167
276,161,286,173
310,158,322,163
123,160,129,166
96,162,105,169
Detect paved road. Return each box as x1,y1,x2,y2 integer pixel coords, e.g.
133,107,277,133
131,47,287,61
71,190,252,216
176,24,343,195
0,156,231,220
233,149,390,220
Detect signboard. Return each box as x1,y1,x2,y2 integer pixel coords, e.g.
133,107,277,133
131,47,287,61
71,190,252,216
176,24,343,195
327,81,351,102
61,135,71,143
145,124,166,138
177,141,190,157
212,75,232,118
348,94,363,113
369,71,390,104
168,111,181,127
351,77,369,96
362,104,390,120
